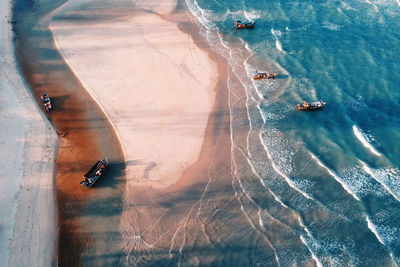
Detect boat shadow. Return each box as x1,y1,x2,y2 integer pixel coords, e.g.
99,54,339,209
275,73,289,79
49,94,70,112
93,160,125,190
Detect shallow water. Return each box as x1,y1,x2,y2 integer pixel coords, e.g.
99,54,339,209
186,0,400,265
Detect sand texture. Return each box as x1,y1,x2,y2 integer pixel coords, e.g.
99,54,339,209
0,0,57,266
50,0,217,189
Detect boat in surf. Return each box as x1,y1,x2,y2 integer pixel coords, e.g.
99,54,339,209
41,92,52,112
253,72,278,80
80,159,108,188
296,101,326,111
234,20,255,29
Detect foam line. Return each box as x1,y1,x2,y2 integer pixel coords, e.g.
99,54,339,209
352,125,382,157
360,160,400,202
364,0,379,12
310,153,360,201
239,144,289,208
300,236,323,267
298,217,323,267
390,253,399,267
260,133,313,200
365,216,385,245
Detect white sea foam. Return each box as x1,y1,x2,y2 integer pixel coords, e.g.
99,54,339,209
184,0,216,30
298,217,323,267
390,253,399,267
271,29,285,53
244,9,262,21
300,236,323,267
366,216,385,245
352,125,382,156
364,0,379,12
322,22,342,31
241,143,289,209
360,161,400,202
260,133,313,200
310,153,360,201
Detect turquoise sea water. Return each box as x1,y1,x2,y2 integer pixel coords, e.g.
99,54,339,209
185,0,400,265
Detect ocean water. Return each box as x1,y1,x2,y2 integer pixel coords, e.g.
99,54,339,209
185,0,400,265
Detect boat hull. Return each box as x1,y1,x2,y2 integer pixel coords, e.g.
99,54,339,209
296,101,325,111
234,21,255,29
253,72,278,80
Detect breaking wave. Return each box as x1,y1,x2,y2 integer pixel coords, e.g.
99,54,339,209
352,125,382,157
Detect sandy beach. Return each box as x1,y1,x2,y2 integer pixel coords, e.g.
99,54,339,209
13,0,126,265
47,0,241,264
50,0,218,189
5,0,399,265
6,0,267,264
0,0,57,266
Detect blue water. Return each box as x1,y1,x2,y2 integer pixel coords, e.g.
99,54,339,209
185,0,400,265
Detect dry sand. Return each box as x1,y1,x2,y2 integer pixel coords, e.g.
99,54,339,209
50,0,217,189
0,0,57,266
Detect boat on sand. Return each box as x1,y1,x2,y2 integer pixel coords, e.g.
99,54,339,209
41,92,52,112
80,159,108,188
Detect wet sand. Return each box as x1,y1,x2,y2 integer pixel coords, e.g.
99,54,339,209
13,0,125,265
12,0,278,265
120,2,277,265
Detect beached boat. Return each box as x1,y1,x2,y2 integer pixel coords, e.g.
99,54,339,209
41,92,52,112
296,101,326,111
234,20,255,29
80,159,108,188
253,72,278,80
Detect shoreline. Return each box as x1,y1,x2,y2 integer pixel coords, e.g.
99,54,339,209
9,0,237,264
1,0,58,265
12,0,126,265
49,0,236,264
116,1,242,265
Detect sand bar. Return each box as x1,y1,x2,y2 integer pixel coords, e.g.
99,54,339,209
50,0,217,188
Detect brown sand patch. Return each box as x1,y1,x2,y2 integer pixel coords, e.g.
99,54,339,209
13,0,125,265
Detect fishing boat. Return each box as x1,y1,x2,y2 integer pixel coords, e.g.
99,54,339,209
296,101,326,111
253,72,278,80
41,92,52,112
80,159,108,188
234,20,255,29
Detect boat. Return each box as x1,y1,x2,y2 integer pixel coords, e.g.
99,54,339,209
80,159,108,188
234,20,255,29
296,101,326,111
253,72,278,80
41,92,52,112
